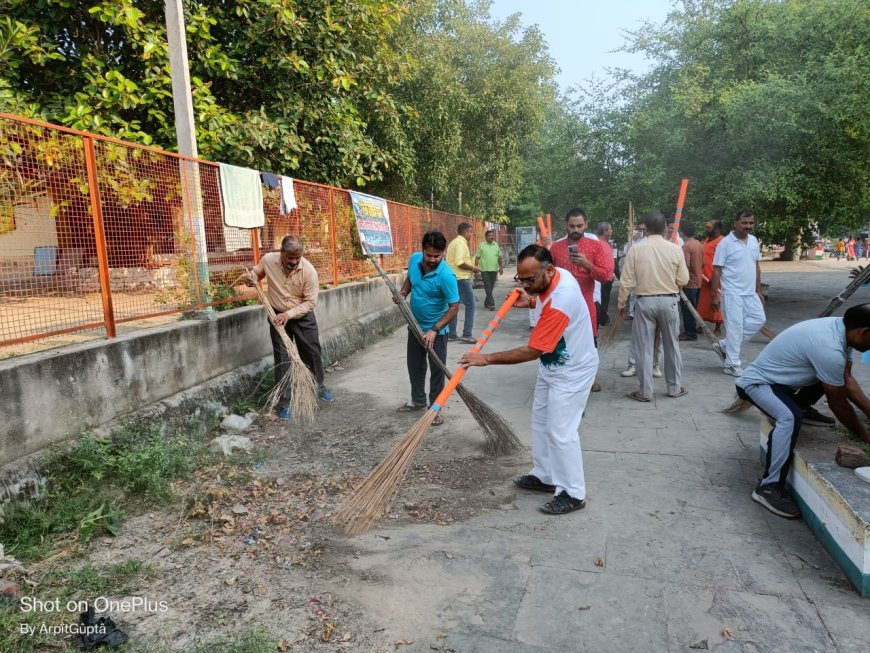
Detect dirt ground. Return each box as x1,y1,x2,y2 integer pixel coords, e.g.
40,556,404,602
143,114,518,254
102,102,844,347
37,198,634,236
64,385,521,652
0,292,180,359
11,257,870,651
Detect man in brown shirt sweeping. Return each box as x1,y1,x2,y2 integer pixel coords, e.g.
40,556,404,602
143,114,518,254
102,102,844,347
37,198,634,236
251,235,332,420
680,222,704,341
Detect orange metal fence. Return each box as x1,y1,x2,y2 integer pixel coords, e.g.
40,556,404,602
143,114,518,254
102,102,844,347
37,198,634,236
0,113,511,351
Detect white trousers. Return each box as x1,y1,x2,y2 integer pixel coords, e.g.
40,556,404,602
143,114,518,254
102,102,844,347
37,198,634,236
529,368,594,500
719,293,765,367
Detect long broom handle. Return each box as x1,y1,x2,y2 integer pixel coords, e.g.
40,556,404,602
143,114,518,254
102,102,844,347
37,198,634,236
679,289,719,345
431,288,521,411
819,264,870,316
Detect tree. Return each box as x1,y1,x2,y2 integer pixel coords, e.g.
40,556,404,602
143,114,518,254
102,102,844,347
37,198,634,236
0,0,413,188
571,0,870,254
378,0,558,219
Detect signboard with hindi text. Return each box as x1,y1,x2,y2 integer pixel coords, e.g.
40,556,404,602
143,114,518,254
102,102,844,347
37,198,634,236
349,191,394,255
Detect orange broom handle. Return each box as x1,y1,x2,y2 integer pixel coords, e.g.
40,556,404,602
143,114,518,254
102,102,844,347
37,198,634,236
671,178,689,243
431,288,521,411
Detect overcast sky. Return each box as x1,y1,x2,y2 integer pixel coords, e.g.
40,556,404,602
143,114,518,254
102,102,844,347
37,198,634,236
486,0,675,90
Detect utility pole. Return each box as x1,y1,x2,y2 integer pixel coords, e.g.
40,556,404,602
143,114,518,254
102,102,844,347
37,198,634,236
458,190,462,214
165,0,210,305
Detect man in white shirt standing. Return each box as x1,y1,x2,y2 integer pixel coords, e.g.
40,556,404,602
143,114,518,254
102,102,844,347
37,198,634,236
711,210,766,376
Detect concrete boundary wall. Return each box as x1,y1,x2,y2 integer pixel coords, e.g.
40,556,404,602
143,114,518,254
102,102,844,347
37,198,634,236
0,274,405,468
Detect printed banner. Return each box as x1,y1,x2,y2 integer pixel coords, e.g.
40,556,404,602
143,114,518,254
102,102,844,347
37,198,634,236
349,191,394,255
515,226,537,253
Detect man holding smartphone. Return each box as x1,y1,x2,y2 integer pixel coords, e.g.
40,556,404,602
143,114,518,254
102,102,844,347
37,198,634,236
549,208,614,337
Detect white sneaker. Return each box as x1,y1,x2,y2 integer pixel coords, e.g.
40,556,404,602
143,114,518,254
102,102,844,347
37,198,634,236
621,365,637,377
723,365,744,377
712,341,726,363
652,366,663,378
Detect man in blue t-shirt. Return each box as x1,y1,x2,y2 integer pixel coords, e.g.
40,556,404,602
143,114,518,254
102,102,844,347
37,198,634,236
396,231,460,425
736,303,870,518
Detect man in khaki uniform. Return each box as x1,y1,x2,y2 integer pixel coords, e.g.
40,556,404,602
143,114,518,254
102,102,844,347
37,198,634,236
251,235,332,420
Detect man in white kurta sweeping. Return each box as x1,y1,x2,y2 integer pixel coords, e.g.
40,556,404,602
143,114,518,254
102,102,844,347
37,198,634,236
460,244,598,515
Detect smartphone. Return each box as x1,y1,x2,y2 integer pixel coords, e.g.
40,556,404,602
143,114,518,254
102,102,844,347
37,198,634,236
568,244,578,255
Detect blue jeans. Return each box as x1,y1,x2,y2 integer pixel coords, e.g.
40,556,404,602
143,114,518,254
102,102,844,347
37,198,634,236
449,279,476,339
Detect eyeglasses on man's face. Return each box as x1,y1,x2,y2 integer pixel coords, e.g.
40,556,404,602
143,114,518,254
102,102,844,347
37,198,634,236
514,268,544,286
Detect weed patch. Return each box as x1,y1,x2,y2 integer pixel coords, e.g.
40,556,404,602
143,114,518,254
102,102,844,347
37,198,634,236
0,418,216,562
0,559,155,653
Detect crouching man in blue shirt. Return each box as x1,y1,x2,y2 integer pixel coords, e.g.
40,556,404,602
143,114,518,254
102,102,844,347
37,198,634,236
395,231,460,426
736,303,870,518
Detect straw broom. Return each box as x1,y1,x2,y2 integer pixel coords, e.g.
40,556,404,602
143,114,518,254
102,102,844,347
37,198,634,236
364,247,521,456
597,202,635,353
248,272,319,421
334,289,521,535
722,265,870,414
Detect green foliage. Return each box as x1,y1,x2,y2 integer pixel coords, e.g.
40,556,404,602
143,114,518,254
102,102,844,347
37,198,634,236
0,419,213,561
77,502,125,541
378,0,557,218
0,0,560,222
526,0,870,249
0,0,412,188
41,559,156,598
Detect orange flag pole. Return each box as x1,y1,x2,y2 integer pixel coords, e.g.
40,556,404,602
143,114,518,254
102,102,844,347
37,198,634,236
671,178,689,243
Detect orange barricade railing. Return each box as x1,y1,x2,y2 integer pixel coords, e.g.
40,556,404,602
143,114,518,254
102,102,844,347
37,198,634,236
0,113,511,352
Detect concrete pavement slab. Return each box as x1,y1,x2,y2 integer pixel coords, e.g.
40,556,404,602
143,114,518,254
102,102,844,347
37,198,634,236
664,585,836,652
604,526,805,596
323,267,868,648
513,567,668,651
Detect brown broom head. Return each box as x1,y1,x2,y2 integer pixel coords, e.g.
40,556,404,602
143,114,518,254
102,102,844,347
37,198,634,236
264,365,291,414
596,310,626,352
456,385,522,456
721,397,752,414
288,354,319,421
249,275,320,421
760,325,778,341
333,408,439,535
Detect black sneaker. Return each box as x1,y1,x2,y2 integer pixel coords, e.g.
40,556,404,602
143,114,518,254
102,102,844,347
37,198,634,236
802,407,835,426
751,484,800,519
540,491,586,515
513,475,556,493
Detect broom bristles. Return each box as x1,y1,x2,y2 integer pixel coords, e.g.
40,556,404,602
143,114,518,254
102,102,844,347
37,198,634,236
456,385,522,456
334,408,438,535
721,397,752,414
760,325,778,341
596,311,626,352
250,276,319,422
